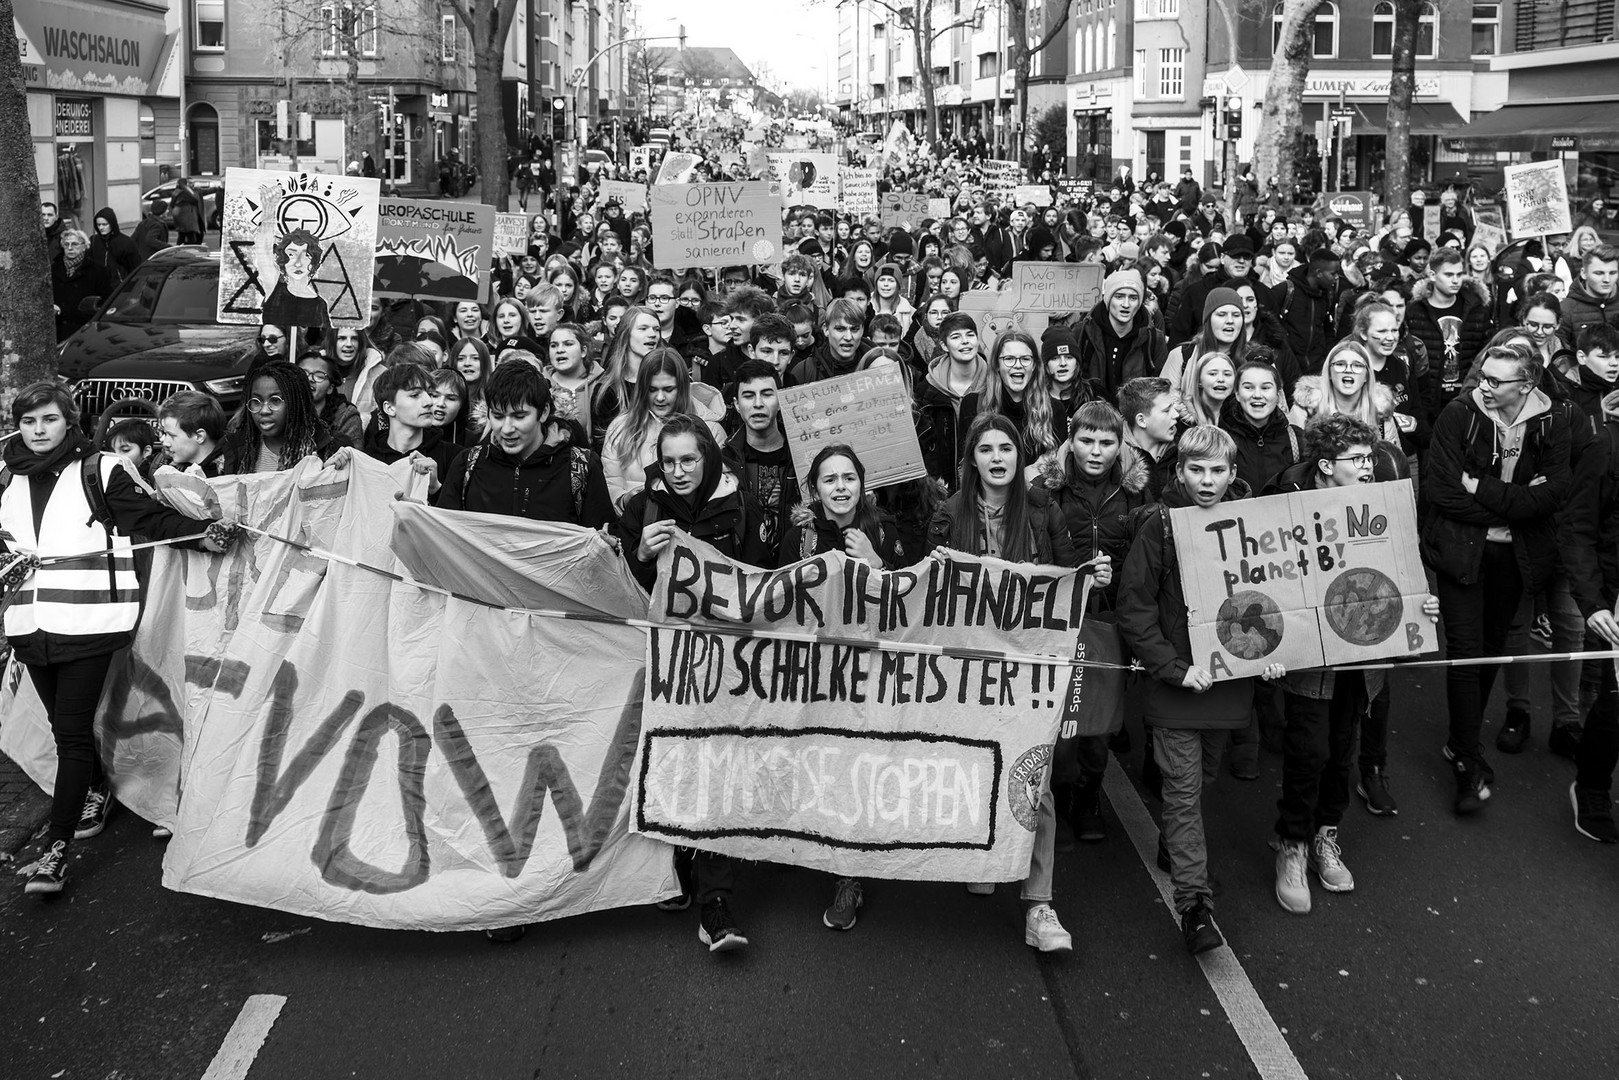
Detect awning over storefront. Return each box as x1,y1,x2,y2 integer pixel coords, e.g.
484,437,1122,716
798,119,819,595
1335,102,1468,137
1445,102,1619,152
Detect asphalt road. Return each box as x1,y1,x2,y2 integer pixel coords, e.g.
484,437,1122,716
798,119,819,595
3,662,1617,1080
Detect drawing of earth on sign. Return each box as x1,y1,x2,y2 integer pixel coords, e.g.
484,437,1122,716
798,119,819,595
786,160,818,190
1216,590,1284,659
1323,568,1404,645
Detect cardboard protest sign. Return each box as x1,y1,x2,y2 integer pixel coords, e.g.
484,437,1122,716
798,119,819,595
879,191,931,229
1011,262,1104,317
840,167,879,217
982,159,1021,202
767,152,840,208
777,368,927,496
650,181,782,270
1056,178,1092,204
216,168,380,329
957,288,1044,341
1422,205,1443,243
1503,160,1572,237
1168,480,1433,680
597,178,649,214
374,198,495,304
629,145,654,176
928,197,952,221
655,151,700,185
631,534,1078,881
1472,222,1507,254
1014,184,1053,207
492,212,529,257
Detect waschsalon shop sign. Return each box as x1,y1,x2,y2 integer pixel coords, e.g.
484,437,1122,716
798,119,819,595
15,0,170,97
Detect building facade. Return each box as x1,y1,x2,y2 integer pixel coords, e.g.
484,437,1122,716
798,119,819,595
1065,0,1130,182
20,0,184,226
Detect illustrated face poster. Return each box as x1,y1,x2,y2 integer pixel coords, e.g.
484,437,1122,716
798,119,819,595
217,169,381,330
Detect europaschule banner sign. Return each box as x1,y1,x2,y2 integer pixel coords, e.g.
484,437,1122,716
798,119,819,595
0,455,676,930
630,535,1079,882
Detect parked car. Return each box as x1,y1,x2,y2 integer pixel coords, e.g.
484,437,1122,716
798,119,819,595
139,176,225,230
57,247,257,431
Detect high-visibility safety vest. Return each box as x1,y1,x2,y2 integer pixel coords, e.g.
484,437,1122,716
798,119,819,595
0,455,140,638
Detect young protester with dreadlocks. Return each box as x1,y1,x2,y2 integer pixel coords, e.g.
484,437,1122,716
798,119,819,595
221,360,349,474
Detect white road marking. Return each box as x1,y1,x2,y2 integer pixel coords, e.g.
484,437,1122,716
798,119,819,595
200,994,287,1080
1103,759,1309,1080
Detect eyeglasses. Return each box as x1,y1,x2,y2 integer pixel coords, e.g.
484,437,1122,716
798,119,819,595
660,455,702,473
1333,454,1375,468
246,395,287,413
646,294,676,304
678,296,702,307
304,370,331,383
1000,355,1035,368
1524,320,1557,334
1479,374,1527,389
1330,360,1369,373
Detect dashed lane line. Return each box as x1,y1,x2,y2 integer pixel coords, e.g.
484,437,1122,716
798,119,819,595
200,994,287,1080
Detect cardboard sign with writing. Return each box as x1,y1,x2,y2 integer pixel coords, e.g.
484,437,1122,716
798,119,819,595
1503,160,1573,237
928,197,952,221
958,289,1048,341
879,191,931,229
492,213,530,257
1472,222,1508,255
1011,262,1104,317
1168,480,1432,680
1056,178,1092,203
840,167,879,217
655,151,700,185
596,178,648,213
1422,205,1443,243
374,198,496,304
629,145,654,176
650,181,782,270
1013,184,1053,207
982,159,1021,202
778,368,926,495
766,152,840,208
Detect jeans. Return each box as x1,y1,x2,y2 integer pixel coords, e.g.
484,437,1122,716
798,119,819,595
1504,570,1585,729
670,846,735,904
1277,674,1366,840
28,653,116,843
1436,543,1524,766
1021,791,1057,904
1359,683,1390,772
1576,655,1619,792
1153,726,1226,915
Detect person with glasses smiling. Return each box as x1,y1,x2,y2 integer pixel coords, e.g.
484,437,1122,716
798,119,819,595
253,325,289,364
1424,344,1573,815
645,270,703,355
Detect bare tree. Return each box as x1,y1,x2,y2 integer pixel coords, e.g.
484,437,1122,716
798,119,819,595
827,0,982,145
628,43,660,120
0,0,58,405
1254,0,1326,200
1002,0,1074,168
447,0,521,209
1383,0,1426,212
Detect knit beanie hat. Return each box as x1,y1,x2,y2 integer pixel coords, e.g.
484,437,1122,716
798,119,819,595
1203,286,1244,321
1101,267,1145,304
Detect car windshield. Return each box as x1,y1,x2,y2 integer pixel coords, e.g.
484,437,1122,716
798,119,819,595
100,263,220,325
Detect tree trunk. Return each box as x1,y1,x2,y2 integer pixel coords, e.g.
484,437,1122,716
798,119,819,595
1007,3,1028,168
456,0,519,209
344,15,365,171
1254,0,1324,201
1213,0,1241,224
0,0,63,411
1384,0,1423,214
914,14,938,144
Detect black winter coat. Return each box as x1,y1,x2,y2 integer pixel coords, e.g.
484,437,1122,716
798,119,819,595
1219,401,1299,493
1075,301,1169,401
1406,278,1493,409
1273,265,1339,375
1033,450,1153,606
1558,418,1619,620
436,428,613,528
617,469,776,590
923,487,1077,567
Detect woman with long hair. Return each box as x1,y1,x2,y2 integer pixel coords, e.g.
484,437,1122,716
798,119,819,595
1219,358,1297,495
486,297,545,356
580,260,619,322
847,238,877,280
548,265,582,319
544,323,602,446
1351,297,1430,458
1178,350,1237,430
923,411,1077,952
1518,291,1577,381
1234,280,1298,391
323,324,381,385
615,264,647,305
778,444,904,569
222,360,348,473
956,330,1066,464
1162,286,1244,390
447,336,492,415
600,348,722,507
592,304,662,443
907,292,954,369
912,256,946,308
870,262,916,336
298,348,362,447
1289,340,1386,435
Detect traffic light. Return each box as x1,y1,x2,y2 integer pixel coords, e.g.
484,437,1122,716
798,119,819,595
551,97,566,141
1226,96,1243,140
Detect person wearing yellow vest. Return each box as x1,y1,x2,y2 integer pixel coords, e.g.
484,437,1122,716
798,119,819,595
0,382,236,898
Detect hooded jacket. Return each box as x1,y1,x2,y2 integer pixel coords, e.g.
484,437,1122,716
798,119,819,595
87,208,140,283
778,500,906,568
1275,264,1340,375
1032,448,1154,607
787,340,862,386
1558,415,1619,620
923,486,1077,567
1421,386,1571,591
1075,299,1169,402
916,353,988,487
360,422,462,484
435,423,613,528
131,210,171,263
1115,477,1257,728
1406,276,1493,409
1557,279,1619,349
721,426,799,555
1167,266,1239,349
1552,360,1616,437
617,466,776,590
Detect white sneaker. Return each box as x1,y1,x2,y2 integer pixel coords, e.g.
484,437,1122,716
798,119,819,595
1275,838,1312,914
1024,904,1073,953
1310,826,1355,892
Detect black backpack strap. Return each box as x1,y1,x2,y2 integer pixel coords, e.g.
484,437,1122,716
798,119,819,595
459,443,486,508
569,446,590,519
80,452,117,533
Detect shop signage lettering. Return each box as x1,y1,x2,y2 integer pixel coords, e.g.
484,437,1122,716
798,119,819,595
55,99,93,137
42,28,140,69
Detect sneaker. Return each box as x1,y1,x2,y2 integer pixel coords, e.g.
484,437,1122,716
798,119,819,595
1181,900,1223,955
75,785,112,840
1310,827,1355,892
1357,767,1399,816
484,925,527,943
1453,759,1489,816
1496,708,1531,754
1024,904,1073,953
1442,745,1495,792
152,825,173,840
966,881,996,895
823,878,863,930
1549,723,1584,762
1274,838,1312,914
1571,782,1619,843
1071,784,1106,842
1108,727,1132,754
698,897,748,952
24,840,69,896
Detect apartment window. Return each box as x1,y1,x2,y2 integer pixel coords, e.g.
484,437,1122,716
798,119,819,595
441,14,457,62
1471,3,1500,55
951,60,962,84
1081,25,1092,73
1372,2,1394,57
978,52,998,79
1418,3,1437,57
1108,21,1116,67
320,5,378,56
1273,2,1337,59
1134,49,1147,98
1158,47,1184,98
194,0,225,51
874,22,884,39
538,11,552,39
1135,0,1178,17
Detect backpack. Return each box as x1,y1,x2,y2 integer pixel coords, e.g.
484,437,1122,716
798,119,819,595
458,443,590,520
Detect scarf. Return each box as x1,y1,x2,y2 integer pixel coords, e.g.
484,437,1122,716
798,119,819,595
3,428,94,478
61,247,87,278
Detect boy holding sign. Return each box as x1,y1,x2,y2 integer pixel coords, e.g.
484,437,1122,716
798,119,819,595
1117,426,1285,955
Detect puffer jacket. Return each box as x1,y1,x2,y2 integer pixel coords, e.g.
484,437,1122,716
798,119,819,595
1074,300,1169,402
1219,399,1299,493
1032,448,1154,606
1557,280,1619,350
1274,264,1339,375
1406,276,1493,410
778,501,906,568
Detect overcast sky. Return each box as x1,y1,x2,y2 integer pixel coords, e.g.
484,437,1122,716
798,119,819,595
635,0,840,94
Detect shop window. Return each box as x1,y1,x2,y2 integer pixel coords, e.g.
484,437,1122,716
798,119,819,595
258,119,316,160
1471,4,1500,56
194,0,225,51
